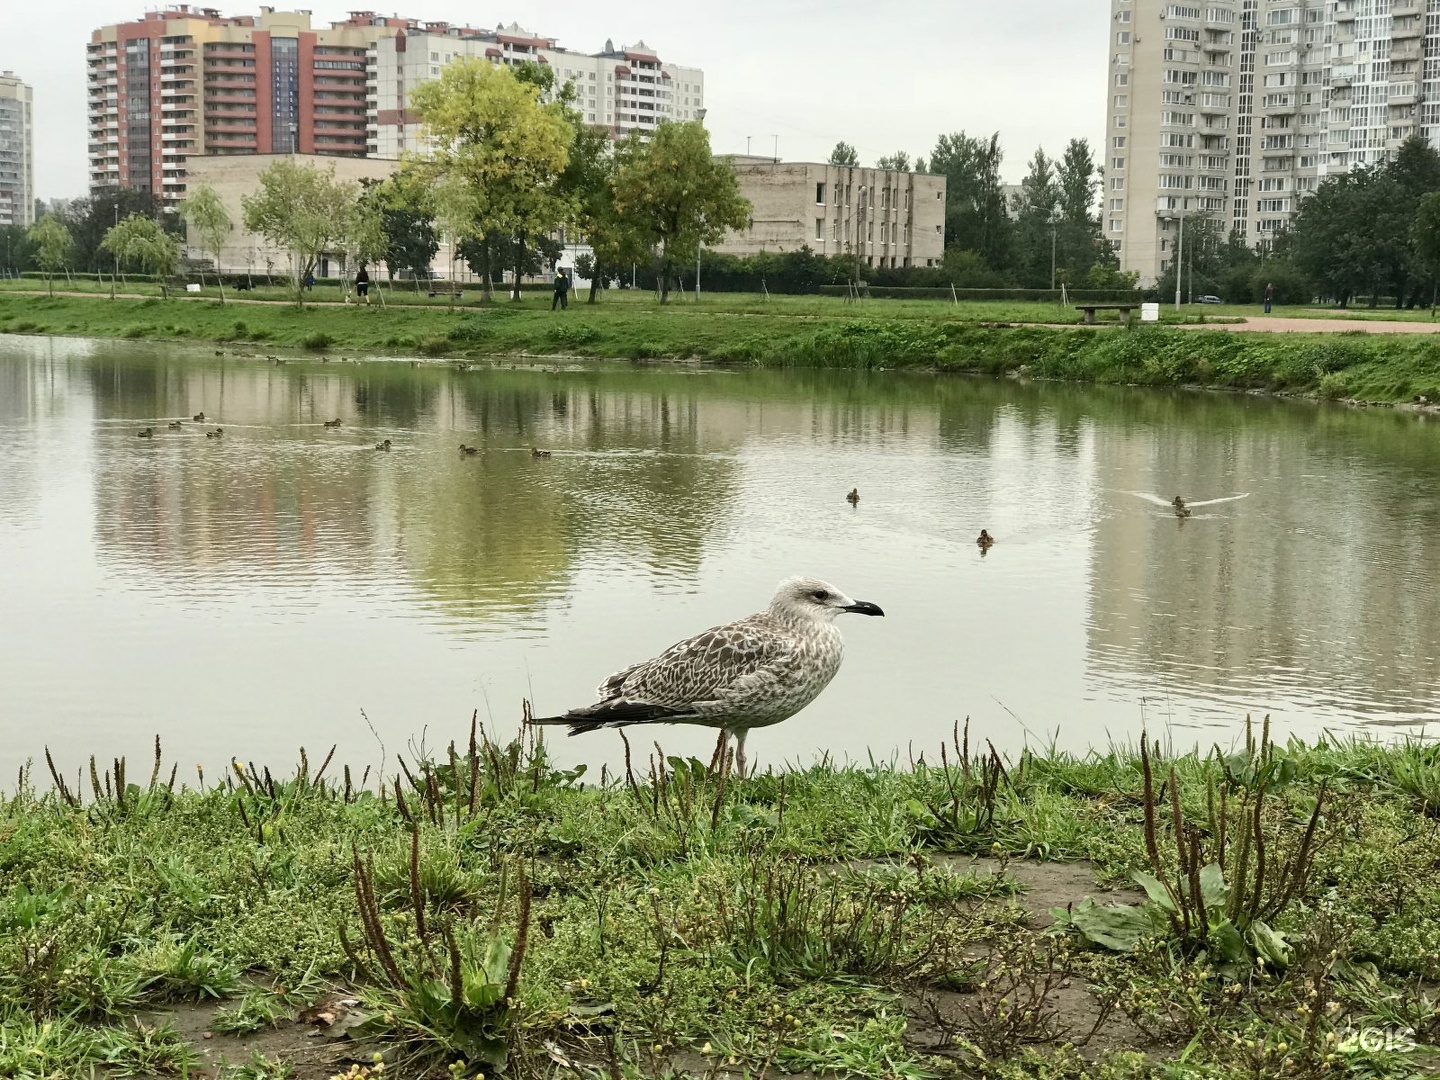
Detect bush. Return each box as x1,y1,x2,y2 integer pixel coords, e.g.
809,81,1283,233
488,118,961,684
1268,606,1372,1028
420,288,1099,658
299,331,334,351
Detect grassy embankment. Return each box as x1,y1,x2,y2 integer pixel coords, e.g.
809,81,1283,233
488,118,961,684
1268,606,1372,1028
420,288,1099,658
2,723,1439,1079
6,288,1440,403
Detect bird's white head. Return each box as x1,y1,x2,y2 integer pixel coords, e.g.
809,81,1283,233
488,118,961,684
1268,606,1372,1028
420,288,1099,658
769,576,885,624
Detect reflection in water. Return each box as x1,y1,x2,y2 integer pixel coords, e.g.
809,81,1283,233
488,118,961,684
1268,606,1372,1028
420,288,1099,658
1,334,1438,782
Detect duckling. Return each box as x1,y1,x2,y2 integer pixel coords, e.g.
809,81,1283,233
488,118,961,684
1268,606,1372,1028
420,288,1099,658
137,427,155,439
458,444,479,456
1172,496,1192,519
192,412,206,422
374,439,392,452
531,448,552,459
206,428,224,439
167,420,183,431
846,488,860,506
323,418,342,428
977,529,995,549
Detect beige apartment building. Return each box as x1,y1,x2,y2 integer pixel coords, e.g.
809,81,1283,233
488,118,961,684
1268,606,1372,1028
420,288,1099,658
368,24,703,157
714,159,947,268
0,72,34,228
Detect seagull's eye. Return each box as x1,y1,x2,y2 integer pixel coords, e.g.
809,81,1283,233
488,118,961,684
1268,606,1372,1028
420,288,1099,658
811,590,830,601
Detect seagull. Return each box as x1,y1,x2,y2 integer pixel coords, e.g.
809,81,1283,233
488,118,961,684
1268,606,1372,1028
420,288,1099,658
529,577,884,776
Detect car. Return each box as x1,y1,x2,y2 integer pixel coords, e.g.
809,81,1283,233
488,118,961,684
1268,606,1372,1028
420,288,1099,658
1196,294,1224,304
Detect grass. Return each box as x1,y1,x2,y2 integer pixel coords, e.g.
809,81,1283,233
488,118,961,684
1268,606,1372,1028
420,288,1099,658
1,720,1439,1077
5,287,1440,404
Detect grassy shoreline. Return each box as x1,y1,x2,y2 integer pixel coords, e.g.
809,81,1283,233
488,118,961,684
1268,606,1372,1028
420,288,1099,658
6,290,1440,405
2,724,1439,1078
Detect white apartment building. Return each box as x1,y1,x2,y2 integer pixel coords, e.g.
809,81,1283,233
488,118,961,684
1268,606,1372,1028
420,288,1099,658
1105,0,1381,287
368,22,704,158
0,72,34,228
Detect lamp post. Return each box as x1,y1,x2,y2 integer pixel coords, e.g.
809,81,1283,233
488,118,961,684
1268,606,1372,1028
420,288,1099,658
1174,199,1185,312
695,108,707,301
1049,203,1062,291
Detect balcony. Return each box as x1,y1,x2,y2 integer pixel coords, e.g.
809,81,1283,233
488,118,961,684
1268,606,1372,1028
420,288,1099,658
1331,66,1355,87
1392,19,1423,40
1393,0,1422,15
1334,4,1355,21
1389,88,1420,107
1392,43,1423,64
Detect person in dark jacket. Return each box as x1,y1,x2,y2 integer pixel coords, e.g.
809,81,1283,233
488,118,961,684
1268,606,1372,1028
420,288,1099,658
552,266,570,310
355,265,370,305
1263,281,1274,314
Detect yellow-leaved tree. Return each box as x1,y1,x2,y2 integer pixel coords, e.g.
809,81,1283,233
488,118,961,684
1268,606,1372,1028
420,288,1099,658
409,59,573,303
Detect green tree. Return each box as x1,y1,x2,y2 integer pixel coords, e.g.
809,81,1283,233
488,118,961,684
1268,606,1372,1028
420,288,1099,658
828,142,859,167
611,120,751,304
1413,192,1440,314
876,151,912,172
366,173,438,284
0,224,31,276
178,184,233,302
350,180,391,307
1011,148,1058,287
410,58,573,302
240,159,358,306
101,214,180,296
927,131,1011,270
56,187,177,276
27,214,74,296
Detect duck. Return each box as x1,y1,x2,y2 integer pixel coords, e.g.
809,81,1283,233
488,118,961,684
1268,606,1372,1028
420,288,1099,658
374,439,392,452
458,444,479,456
192,412,206,422
323,418,342,428
531,448,552,458
137,427,155,439
846,488,860,506
206,428,224,439
1172,496,1192,519
977,529,995,549
167,420,183,431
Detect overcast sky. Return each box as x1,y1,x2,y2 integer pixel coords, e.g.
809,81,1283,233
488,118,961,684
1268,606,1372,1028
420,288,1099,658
11,1,1109,200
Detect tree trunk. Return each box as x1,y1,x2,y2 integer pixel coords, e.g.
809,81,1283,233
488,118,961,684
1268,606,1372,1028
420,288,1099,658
659,244,671,304
511,233,525,302
588,267,599,304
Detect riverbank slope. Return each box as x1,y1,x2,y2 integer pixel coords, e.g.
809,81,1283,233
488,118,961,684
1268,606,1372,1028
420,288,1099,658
5,291,1440,403
2,728,1438,1078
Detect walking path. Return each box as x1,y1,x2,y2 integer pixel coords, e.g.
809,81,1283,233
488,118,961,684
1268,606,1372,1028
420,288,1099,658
1182,315,1440,334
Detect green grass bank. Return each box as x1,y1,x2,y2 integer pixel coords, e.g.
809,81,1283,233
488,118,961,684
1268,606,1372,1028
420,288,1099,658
2,724,1439,1079
5,290,1440,403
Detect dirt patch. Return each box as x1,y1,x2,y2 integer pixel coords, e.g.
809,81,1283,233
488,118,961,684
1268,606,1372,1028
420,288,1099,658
941,855,1147,926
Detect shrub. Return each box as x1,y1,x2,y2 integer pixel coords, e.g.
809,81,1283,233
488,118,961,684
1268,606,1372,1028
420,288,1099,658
299,331,334,351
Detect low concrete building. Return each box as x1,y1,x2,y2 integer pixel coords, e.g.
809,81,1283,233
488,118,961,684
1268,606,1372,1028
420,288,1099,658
184,152,401,276
715,158,946,268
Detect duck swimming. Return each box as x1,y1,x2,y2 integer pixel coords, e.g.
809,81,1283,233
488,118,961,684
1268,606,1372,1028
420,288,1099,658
846,488,860,506
137,427,154,438
977,529,995,549
323,418,342,428
192,412,206,422
167,420,183,430
531,448,552,458
1172,496,1192,518
375,439,392,451
206,428,224,439
458,444,479,456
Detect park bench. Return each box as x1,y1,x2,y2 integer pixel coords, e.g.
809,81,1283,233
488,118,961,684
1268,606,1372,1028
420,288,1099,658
426,281,464,301
1076,303,1140,325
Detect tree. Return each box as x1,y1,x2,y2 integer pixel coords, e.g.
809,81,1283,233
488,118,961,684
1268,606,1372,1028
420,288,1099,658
240,159,358,306
56,187,177,276
1413,192,1440,314
179,184,233,302
0,224,31,277
875,152,912,172
350,180,391,307
410,59,573,302
828,142,859,167
1010,148,1058,287
27,215,73,296
101,214,180,296
364,173,438,284
927,131,1011,270
612,120,751,304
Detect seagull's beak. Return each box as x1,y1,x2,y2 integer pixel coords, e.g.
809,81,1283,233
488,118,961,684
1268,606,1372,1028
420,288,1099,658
842,600,885,617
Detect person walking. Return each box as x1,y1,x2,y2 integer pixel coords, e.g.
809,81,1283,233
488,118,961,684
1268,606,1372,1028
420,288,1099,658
1263,281,1274,314
551,266,570,311
355,265,370,305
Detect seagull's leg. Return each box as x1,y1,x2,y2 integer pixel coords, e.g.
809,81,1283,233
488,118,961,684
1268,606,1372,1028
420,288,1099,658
734,728,748,778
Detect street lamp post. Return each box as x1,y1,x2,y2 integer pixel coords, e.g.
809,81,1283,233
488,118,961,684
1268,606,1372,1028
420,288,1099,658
1049,203,1062,291
1174,199,1185,312
695,108,707,302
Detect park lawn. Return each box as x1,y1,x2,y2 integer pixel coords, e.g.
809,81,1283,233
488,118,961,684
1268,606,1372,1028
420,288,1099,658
1,725,1438,1078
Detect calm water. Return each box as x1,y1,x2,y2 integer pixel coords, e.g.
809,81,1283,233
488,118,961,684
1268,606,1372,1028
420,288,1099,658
3,334,1439,782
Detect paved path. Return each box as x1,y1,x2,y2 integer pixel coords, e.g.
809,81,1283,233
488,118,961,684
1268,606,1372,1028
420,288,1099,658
1183,315,1440,334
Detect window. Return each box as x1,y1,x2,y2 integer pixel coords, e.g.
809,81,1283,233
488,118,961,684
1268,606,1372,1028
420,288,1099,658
1114,73,1129,86
1109,218,1124,232
1115,115,1127,128
1112,156,1125,170
1114,94,1128,108
1117,31,1132,44
815,182,825,204
1111,177,1125,190
815,218,824,241
1110,198,1124,211
1113,136,1127,148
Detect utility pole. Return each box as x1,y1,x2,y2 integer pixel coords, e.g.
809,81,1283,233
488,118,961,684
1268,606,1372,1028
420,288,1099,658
1174,202,1185,312
1049,203,1061,291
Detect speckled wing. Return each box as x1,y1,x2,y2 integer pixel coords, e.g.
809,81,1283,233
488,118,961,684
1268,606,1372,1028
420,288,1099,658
597,614,801,720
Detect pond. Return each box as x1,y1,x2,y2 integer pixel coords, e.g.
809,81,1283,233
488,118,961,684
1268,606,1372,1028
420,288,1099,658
2,334,1438,783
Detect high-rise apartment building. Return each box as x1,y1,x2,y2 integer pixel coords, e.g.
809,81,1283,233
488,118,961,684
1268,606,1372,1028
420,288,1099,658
0,72,34,228
87,7,411,207
1105,0,1380,287
88,7,705,211
368,22,703,157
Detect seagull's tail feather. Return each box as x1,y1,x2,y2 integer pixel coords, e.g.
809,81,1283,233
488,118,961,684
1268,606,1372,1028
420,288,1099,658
528,700,694,736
